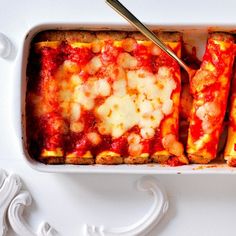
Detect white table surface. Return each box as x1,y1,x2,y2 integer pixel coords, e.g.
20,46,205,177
1,0,236,235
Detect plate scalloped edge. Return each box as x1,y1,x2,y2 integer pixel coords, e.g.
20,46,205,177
0,169,54,236
84,176,169,236
0,169,168,236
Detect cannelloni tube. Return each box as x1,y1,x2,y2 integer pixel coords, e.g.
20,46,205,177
150,39,188,166
26,43,67,164
187,33,235,164
27,30,188,165
224,64,236,166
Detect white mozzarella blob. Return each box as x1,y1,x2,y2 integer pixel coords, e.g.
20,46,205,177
151,45,162,55
127,70,139,89
70,103,81,121
156,66,177,115
83,78,97,97
96,79,111,97
127,133,141,145
96,103,110,117
113,79,127,97
139,100,153,116
71,74,83,86
87,132,101,146
117,52,138,69
65,61,177,140
63,60,79,73
128,143,143,156
96,95,139,138
95,67,176,138
70,121,84,133
86,56,102,75
151,110,164,128
196,102,221,133
162,100,174,115
162,134,184,156
98,123,111,135
140,127,155,139
74,86,94,110
196,102,221,120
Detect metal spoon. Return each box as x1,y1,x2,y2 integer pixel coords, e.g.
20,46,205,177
105,0,196,79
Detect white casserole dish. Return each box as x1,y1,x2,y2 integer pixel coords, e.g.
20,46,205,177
18,23,236,174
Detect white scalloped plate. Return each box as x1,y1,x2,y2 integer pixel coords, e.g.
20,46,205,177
0,168,168,236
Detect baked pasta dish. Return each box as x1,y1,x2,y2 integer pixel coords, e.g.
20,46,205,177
26,30,236,167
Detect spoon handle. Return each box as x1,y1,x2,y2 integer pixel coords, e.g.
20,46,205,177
105,0,189,72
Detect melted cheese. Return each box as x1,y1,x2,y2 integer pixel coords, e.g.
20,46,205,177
140,127,155,139
128,143,143,156
74,86,95,110
96,79,111,97
162,134,184,157
117,52,138,69
70,121,84,133
70,103,81,121
96,95,139,138
38,42,177,139
86,56,102,75
113,79,127,97
87,132,101,146
127,133,141,144
196,102,221,133
95,67,176,138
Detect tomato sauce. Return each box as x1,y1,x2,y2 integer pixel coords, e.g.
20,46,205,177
68,46,94,65
189,115,203,141
101,40,123,64
151,129,164,153
203,82,221,102
27,37,182,165
166,156,185,167
39,112,65,150
111,137,128,156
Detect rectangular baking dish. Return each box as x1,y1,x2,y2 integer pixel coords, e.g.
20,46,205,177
18,23,236,174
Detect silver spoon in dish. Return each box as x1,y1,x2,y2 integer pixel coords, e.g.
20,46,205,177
105,0,196,79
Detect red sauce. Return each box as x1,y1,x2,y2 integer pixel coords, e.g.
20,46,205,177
82,111,96,132
189,115,203,141
156,50,178,70
101,40,123,64
203,82,221,102
74,135,91,156
41,48,62,74
39,112,65,150
67,45,93,66
151,129,164,153
92,135,112,156
132,44,179,73
133,44,157,72
141,139,151,153
111,137,128,156
228,158,236,167
166,156,185,166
